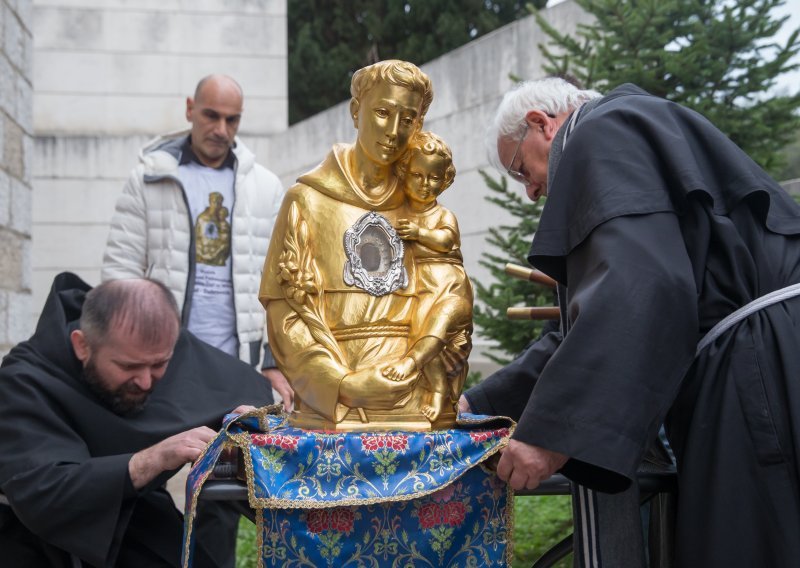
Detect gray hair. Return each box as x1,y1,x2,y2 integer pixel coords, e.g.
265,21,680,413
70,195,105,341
80,278,180,349
486,77,602,171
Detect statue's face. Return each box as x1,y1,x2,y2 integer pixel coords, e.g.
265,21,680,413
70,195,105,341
404,150,449,205
354,82,423,166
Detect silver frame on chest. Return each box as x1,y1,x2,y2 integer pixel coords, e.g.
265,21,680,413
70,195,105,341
343,211,408,296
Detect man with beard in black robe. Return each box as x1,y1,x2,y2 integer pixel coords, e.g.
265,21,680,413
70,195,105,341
461,78,800,567
0,272,274,567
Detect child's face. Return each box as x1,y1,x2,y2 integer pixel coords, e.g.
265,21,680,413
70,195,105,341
404,151,450,205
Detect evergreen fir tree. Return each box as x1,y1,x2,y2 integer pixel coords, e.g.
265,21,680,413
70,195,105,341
532,0,800,175
288,0,536,124
474,0,800,363
472,171,556,365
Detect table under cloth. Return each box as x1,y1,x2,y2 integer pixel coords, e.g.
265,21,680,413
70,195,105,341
181,406,516,567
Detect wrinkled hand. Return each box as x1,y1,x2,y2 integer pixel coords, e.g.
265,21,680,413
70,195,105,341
231,404,258,415
457,395,471,415
340,366,419,409
129,426,217,489
496,439,568,491
262,368,294,412
396,219,420,240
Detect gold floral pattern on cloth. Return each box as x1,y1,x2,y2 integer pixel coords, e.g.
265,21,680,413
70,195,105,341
182,407,516,567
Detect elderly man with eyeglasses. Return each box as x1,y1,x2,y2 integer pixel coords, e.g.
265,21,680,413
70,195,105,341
461,77,800,568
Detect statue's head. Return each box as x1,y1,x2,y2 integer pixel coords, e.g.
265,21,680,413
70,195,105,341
349,60,433,166
395,131,456,205
350,60,433,120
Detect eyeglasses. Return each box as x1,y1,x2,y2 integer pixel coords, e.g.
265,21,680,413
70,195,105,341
505,123,529,184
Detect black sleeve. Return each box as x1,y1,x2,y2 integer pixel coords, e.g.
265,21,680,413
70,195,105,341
514,212,698,492
0,370,136,567
261,342,277,370
3,453,137,566
464,330,561,419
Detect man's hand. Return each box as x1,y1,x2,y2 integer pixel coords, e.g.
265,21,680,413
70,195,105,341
457,395,472,415
262,368,294,412
340,366,419,409
496,439,568,491
128,426,217,490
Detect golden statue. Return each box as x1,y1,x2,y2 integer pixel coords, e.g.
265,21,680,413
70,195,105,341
382,131,473,423
259,60,472,431
195,192,231,266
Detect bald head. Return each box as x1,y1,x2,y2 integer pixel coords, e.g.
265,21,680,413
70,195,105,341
80,279,180,350
186,74,244,168
194,74,243,103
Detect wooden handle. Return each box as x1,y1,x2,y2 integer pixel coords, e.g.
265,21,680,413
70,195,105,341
504,263,557,288
506,306,561,320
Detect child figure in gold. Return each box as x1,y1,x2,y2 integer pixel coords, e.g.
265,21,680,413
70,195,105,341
382,132,473,423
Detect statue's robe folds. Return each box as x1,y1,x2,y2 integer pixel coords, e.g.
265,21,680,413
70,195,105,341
261,144,439,429
406,206,473,398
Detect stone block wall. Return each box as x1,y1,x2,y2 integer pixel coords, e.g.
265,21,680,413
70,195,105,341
33,0,287,135
31,0,288,320
1,0,34,357
26,1,799,375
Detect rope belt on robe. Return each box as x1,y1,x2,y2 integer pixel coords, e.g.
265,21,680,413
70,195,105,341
331,323,410,341
574,282,800,568
696,282,800,355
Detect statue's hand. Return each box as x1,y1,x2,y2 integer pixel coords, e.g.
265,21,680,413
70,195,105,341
340,366,419,409
396,219,419,240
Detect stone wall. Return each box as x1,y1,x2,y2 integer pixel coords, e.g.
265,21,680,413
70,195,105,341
33,0,287,135
26,1,799,375
25,1,602,374
1,0,33,357
31,0,287,318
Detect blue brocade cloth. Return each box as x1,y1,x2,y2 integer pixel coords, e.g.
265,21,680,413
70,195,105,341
182,407,515,567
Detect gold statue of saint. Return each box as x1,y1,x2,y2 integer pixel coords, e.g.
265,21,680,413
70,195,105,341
259,60,473,431
195,192,231,266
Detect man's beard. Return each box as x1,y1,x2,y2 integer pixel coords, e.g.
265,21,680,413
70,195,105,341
82,358,152,417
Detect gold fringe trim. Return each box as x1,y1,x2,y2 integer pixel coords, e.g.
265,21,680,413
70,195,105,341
185,406,517,567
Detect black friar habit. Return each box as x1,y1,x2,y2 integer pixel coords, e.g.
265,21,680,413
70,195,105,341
466,84,800,567
0,272,274,567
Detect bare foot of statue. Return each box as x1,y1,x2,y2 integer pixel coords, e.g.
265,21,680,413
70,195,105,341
421,391,445,422
381,357,417,381
341,366,419,410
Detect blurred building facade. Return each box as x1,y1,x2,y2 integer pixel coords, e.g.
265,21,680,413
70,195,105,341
21,0,593,373
7,0,798,372
30,0,287,327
